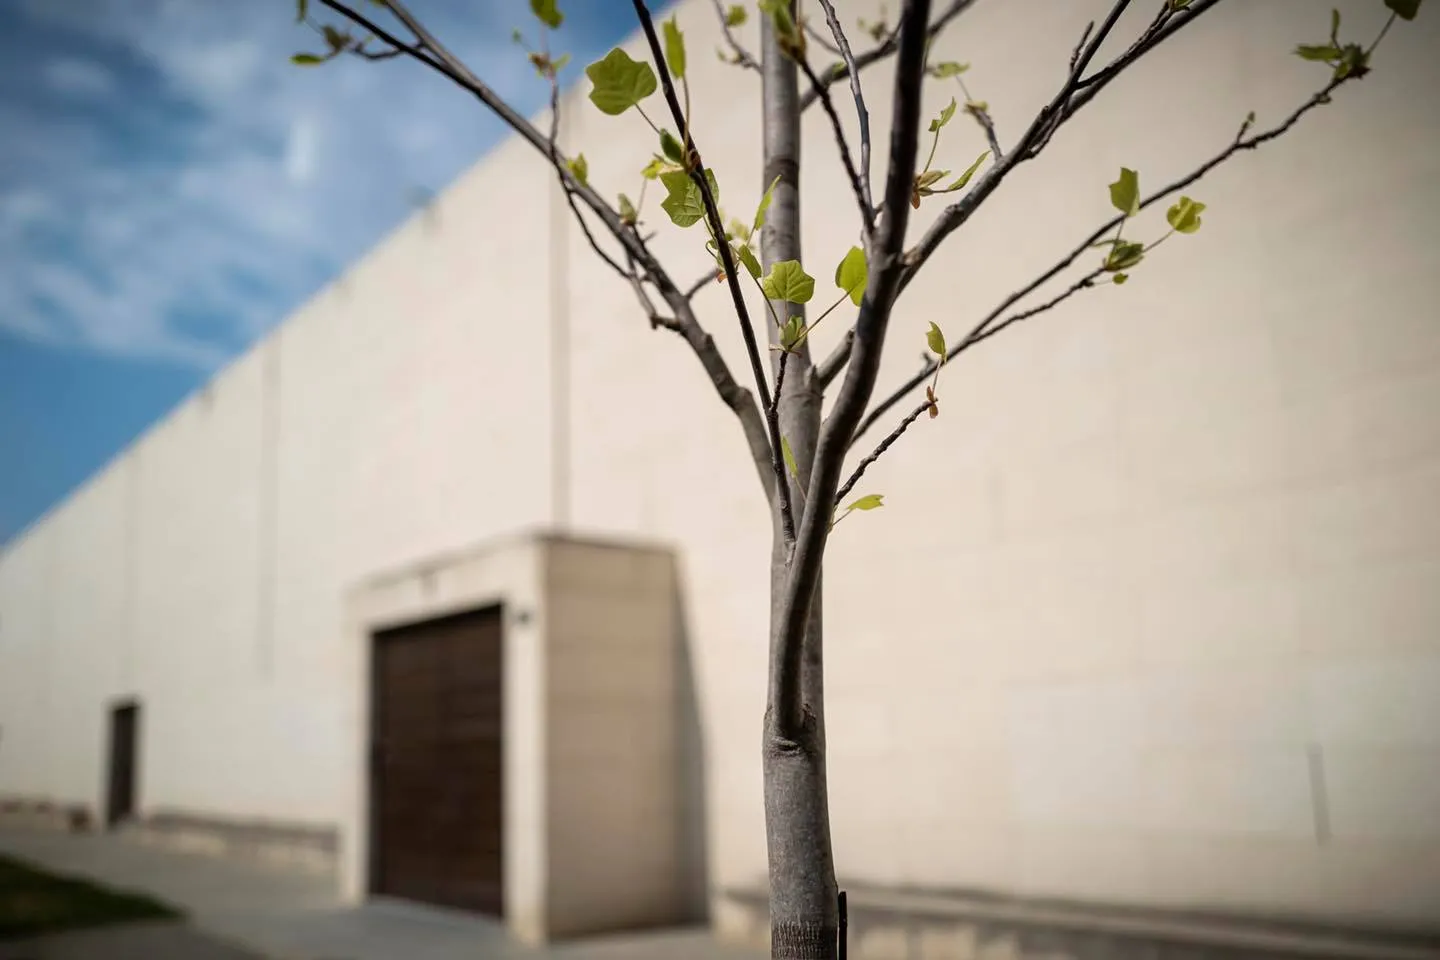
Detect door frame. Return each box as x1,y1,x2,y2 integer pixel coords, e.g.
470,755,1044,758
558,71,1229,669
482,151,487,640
343,533,548,941
104,698,141,829
365,603,506,912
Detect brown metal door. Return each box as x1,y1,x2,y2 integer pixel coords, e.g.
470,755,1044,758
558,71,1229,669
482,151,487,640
106,701,139,828
370,606,504,915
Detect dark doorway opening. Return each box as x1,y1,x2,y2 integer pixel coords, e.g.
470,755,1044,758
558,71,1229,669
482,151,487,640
105,701,140,828
369,605,504,916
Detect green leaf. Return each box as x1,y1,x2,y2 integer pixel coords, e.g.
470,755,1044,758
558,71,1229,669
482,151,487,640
725,4,748,26
553,53,571,72
530,0,563,29
659,128,686,164
1105,241,1145,272
1112,272,1129,285
295,0,308,22
834,246,867,306
930,61,969,77
663,16,687,79
618,193,638,225
586,48,658,115
566,154,589,187
779,316,806,350
1166,195,1206,234
1109,167,1140,217
1385,0,1421,20
321,24,350,52
847,493,885,511
291,52,327,65
758,0,802,51
659,169,718,228
915,169,947,190
753,176,780,235
1330,8,1341,42
641,156,669,180
781,436,800,479
926,321,946,358
736,243,762,279
1332,43,1369,78
946,150,989,191
1294,43,1342,61
761,260,816,304
929,97,958,133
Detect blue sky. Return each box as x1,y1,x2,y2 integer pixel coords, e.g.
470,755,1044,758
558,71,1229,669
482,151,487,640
0,0,648,544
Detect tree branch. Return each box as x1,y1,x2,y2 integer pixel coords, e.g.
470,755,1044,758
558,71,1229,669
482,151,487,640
631,0,796,543
544,62,630,282
956,77,1002,160
896,0,1221,294
853,71,1350,447
771,0,933,735
797,56,873,230
710,0,761,71
835,399,930,506
684,267,720,299
316,1,781,508
815,0,874,225
799,0,978,113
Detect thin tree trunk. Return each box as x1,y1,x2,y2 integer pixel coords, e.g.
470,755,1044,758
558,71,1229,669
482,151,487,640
760,3,839,956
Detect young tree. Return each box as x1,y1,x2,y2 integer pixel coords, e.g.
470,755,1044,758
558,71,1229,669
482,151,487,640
292,1,1421,956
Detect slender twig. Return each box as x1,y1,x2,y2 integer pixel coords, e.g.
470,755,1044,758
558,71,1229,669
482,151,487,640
625,252,681,331
772,0,932,735
816,0,873,224
804,19,844,57
632,0,796,543
797,56,873,229
896,0,1221,296
799,0,977,112
836,400,929,505
819,0,1214,382
852,73,1350,446
771,350,791,425
956,75,1002,160
685,268,719,299
353,44,403,60
315,0,780,508
545,62,630,281
709,0,760,71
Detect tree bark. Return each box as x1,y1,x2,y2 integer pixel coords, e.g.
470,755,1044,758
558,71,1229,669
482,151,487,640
760,4,839,957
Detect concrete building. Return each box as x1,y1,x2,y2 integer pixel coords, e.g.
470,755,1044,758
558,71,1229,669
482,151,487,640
3,0,1439,953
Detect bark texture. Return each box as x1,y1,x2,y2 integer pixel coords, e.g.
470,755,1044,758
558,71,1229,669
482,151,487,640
759,4,839,957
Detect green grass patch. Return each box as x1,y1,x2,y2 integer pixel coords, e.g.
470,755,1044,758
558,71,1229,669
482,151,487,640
0,854,181,941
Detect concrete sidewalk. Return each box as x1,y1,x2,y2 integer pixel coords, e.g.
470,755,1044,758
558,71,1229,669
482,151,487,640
0,828,761,960
0,920,265,960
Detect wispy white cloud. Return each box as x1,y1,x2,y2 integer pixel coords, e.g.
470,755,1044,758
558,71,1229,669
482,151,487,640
0,0,638,370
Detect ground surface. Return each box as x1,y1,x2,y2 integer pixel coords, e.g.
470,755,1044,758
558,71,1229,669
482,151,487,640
0,828,761,960
0,853,179,941
0,920,264,960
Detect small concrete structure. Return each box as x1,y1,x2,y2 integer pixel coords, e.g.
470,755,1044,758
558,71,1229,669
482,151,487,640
342,532,700,944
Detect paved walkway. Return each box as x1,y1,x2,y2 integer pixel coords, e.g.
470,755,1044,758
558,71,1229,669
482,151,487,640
0,920,263,960
0,828,761,959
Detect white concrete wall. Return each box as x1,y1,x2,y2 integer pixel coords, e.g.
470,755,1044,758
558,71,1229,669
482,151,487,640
2,0,1438,932
543,539,692,937
0,122,558,830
